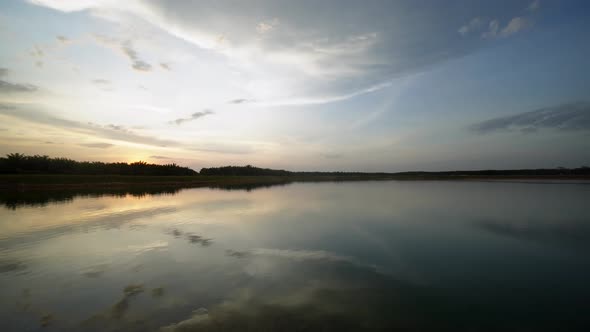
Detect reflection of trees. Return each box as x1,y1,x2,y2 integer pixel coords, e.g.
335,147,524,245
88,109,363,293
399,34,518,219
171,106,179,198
0,187,182,209
0,182,295,209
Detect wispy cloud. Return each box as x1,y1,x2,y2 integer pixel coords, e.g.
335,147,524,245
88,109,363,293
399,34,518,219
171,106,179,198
160,62,171,71
470,102,590,134
458,17,484,36
79,142,114,148
187,142,256,155
0,68,38,93
92,79,110,85
94,35,153,72
0,81,38,93
499,17,532,37
470,17,533,39
121,40,152,71
29,45,43,57
171,110,214,125
460,2,536,39
256,18,279,34
91,79,113,91
56,35,70,43
0,102,177,147
150,155,171,159
32,0,538,106
528,0,540,12
228,98,255,104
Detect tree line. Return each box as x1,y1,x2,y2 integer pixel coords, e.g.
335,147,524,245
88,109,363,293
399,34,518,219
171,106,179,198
0,153,197,176
200,165,291,176
1,153,589,177
201,165,590,176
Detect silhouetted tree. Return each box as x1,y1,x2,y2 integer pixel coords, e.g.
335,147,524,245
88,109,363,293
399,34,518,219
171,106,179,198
0,154,197,176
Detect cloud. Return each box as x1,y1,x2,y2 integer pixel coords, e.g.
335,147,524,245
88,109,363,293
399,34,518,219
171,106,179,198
0,81,38,93
30,0,539,106
56,35,70,43
228,98,254,104
171,110,214,125
79,142,114,148
150,155,171,159
30,45,43,57
160,62,171,70
121,40,152,71
256,18,279,34
500,17,532,37
0,102,177,147
458,17,484,36
92,79,114,91
94,35,153,72
103,124,125,131
0,103,255,155
92,79,110,85
187,142,257,155
470,102,590,134
0,69,38,93
459,1,536,39
480,17,533,39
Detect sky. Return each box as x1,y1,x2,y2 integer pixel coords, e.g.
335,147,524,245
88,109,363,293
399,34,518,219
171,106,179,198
0,0,589,171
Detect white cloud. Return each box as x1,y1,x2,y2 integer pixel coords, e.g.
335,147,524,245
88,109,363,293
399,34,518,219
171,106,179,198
467,1,537,40
27,0,107,12
481,19,500,39
24,0,542,113
458,17,484,36
256,18,279,34
500,17,532,37
481,17,532,39
27,0,497,106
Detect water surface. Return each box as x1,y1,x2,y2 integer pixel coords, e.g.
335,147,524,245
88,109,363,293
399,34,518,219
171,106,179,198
1,181,589,331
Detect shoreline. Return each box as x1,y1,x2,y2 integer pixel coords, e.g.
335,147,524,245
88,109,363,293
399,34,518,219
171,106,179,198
1,174,589,191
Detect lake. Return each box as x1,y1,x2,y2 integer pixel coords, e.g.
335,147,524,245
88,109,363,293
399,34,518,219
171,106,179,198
1,180,589,331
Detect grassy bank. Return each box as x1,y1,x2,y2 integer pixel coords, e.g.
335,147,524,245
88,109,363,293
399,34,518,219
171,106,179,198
1,173,589,191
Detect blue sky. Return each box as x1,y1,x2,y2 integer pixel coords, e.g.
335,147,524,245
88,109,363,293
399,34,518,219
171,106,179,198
0,0,588,171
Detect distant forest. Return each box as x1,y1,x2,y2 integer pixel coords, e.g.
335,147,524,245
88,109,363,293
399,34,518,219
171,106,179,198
1,153,589,177
0,153,197,176
200,165,590,176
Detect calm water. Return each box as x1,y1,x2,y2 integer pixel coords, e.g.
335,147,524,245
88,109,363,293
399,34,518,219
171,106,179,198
1,181,589,331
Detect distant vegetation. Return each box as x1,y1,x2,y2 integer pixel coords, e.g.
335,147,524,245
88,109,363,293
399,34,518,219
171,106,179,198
200,164,590,177
0,153,197,176
1,153,589,178
200,165,291,176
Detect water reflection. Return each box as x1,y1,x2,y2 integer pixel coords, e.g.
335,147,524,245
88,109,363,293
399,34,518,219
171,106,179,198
0,181,589,331
0,187,183,209
478,219,590,250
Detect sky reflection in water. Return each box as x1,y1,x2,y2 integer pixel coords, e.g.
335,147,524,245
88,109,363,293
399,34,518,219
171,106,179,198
0,181,589,331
